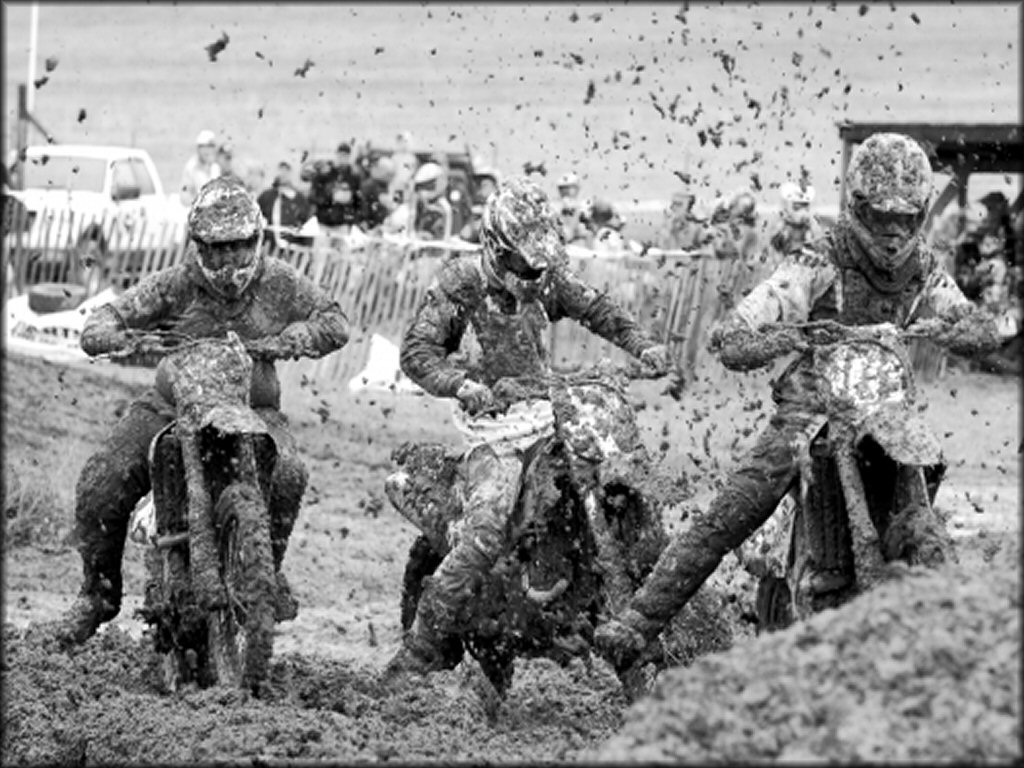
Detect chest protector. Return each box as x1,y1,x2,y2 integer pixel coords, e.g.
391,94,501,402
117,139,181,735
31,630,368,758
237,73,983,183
463,290,552,386
809,225,931,327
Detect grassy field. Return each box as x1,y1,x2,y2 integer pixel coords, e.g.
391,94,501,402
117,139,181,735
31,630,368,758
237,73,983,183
3,2,1019,213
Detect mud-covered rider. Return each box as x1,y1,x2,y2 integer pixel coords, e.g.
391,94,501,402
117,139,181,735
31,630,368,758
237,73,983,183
384,176,670,675
594,133,1003,670
56,177,350,647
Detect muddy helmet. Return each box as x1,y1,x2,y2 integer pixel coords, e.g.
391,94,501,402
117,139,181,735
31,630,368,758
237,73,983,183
845,133,933,272
188,177,265,300
480,176,562,300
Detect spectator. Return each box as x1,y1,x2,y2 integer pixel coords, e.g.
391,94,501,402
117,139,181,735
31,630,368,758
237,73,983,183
978,191,1014,263
391,130,419,205
244,164,267,197
179,129,221,206
587,199,627,251
555,172,589,244
458,167,500,243
257,161,313,251
217,143,242,185
300,142,362,229
359,155,398,231
769,181,823,256
429,152,470,235
657,190,706,250
411,162,453,241
706,191,760,260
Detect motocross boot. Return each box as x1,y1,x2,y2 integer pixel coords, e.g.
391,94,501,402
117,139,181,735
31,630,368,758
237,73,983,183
883,467,955,568
269,456,307,622
55,556,122,648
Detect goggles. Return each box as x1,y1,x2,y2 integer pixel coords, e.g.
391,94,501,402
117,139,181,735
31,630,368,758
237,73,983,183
854,199,924,237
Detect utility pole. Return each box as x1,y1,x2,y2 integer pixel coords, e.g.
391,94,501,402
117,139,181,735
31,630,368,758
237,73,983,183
27,3,39,114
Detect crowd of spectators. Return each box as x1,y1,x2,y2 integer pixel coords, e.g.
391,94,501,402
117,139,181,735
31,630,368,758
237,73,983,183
175,130,1022,330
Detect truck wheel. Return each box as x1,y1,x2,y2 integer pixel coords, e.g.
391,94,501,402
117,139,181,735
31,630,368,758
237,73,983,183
27,282,87,313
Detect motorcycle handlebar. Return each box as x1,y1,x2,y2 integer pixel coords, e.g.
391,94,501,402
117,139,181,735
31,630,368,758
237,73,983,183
760,319,946,347
97,330,264,361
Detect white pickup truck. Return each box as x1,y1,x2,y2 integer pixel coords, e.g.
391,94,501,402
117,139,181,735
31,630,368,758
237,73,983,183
7,144,188,272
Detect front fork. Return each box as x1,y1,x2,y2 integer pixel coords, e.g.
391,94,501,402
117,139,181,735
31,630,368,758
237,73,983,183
788,430,941,621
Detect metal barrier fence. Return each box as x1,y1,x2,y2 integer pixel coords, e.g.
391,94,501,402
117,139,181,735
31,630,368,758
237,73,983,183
3,205,948,385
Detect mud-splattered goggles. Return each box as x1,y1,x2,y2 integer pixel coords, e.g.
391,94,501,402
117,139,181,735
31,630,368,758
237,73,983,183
854,199,925,237
194,235,259,270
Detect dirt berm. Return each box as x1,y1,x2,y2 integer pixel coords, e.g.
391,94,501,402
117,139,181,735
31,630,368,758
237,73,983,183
595,535,1021,763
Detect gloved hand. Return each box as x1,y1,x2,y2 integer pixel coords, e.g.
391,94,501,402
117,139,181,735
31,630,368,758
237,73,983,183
639,344,671,376
710,320,806,372
246,324,314,360
456,378,497,416
80,307,130,356
593,616,647,672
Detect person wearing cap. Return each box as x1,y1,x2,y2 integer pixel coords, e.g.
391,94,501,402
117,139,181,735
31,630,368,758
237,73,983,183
300,142,362,230
180,129,222,207
258,161,313,251
55,177,350,648
770,181,824,257
457,167,501,243
411,162,453,241
383,176,670,677
358,155,398,231
587,198,628,251
216,143,242,185
555,171,589,244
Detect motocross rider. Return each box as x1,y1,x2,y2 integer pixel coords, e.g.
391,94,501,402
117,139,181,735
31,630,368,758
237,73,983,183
594,133,1003,671
384,176,670,675
56,177,350,647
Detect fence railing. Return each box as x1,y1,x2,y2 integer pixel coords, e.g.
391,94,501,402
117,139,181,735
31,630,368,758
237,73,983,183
3,205,949,385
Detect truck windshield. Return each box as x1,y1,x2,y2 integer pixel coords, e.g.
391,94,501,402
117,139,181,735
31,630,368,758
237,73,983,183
23,156,107,193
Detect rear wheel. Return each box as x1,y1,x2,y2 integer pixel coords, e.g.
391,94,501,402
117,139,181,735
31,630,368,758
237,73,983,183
207,482,276,694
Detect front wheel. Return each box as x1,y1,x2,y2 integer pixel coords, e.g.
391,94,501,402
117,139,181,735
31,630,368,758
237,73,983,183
207,482,276,694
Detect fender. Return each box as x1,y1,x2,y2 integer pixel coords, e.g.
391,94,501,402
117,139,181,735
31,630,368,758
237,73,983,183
200,405,272,437
855,403,943,467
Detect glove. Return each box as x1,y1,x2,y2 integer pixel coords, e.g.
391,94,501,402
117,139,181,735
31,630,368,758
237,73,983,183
593,616,647,672
711,321,806,372
455,379,497,416
639,344,671,376
248,324,315,360
277,323,315,359
79,306,129,356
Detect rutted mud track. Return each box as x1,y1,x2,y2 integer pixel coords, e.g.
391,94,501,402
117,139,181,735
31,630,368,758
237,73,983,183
1,623,630,764
3,353,1020,763
597,536,1021,763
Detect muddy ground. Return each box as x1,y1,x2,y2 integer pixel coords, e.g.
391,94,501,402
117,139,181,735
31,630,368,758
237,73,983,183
2,351,1019,764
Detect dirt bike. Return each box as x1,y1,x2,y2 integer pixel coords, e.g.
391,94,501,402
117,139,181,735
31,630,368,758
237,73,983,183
740,319,953,632
107,329,282,694
386,361,685,696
